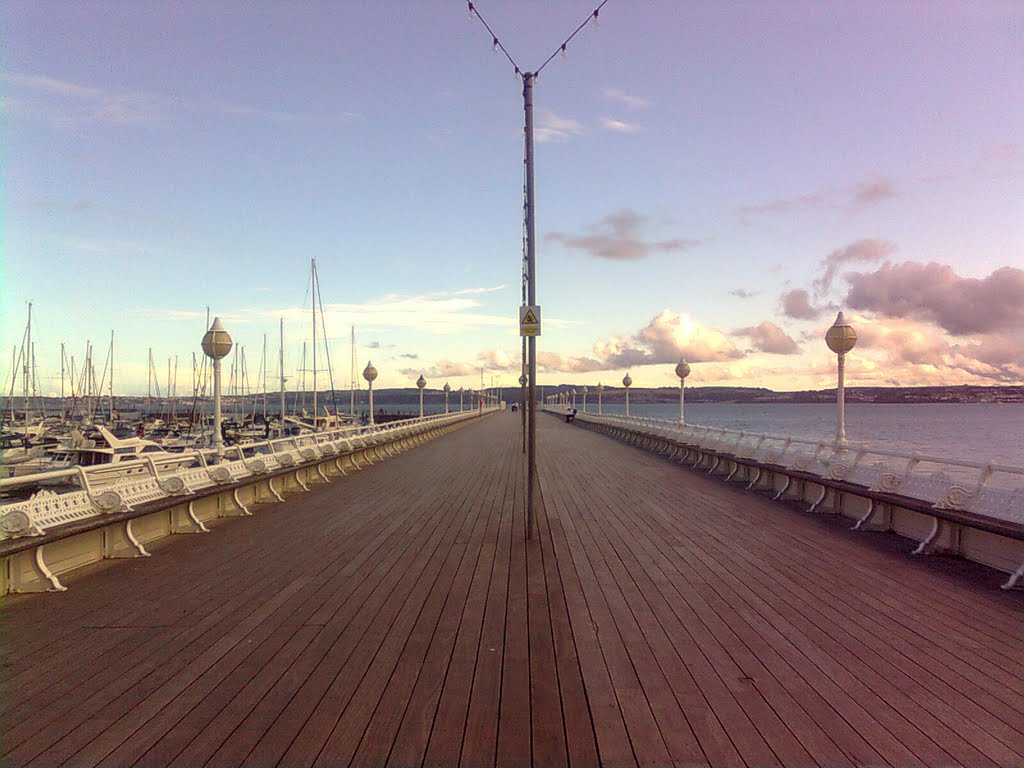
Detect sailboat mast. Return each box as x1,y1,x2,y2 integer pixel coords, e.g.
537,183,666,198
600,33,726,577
172,356,178,421
311,258,318,428
261,333,268,420
60,342,66,420
350,326,356,418
300,342,306,416
279,318,286,424
23,302,32,428
108,330,115,421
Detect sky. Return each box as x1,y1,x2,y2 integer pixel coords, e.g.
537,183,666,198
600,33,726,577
3,0,1023,398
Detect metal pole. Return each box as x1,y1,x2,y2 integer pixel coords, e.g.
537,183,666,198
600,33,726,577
212,357,224,460
311,259,318,429
837,352,847,445
279,318,286,428
524,71,538,540
680,381,685,425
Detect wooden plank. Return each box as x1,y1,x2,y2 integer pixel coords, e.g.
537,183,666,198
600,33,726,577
2,413,1022,768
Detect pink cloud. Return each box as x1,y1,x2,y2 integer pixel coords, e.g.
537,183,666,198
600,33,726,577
781,289,821,320
596,310,744,366
845,262,1024,334
732,322,800,355
547,210,698,261
814,238,897,294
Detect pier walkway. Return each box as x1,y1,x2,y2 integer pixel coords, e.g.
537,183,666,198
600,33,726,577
2,413,1023,767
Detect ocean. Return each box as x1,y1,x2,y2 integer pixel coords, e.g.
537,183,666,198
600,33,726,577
571,402,1024,467
382,400,1024,467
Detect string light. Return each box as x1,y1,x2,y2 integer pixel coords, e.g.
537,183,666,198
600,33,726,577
464,0,611,77
535,0,610,75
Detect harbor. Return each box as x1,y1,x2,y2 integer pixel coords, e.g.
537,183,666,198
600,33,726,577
2,413,1022,767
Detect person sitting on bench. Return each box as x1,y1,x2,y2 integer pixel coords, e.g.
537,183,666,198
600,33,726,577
565,408,577,423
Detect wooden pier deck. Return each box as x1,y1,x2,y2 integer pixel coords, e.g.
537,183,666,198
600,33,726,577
2,413,1023,767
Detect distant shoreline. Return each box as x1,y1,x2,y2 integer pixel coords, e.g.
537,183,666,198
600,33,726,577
7,384,1021,412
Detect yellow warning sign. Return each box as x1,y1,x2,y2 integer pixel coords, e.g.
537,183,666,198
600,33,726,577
519,305,541,336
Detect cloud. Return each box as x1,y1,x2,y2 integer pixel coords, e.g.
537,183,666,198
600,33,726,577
737,176,897,221
730,288,757,299
732,322,799,355
845,262,1024,335
4,72,163,125
849,178,897,206
849,314,1023,384
3,71,320,128
737,192,824,220
781,289,821,320
599,117,641,134
397,351,417,358
814,238,897,294
603,89,649,109
139,286,518,337
547,209,699,261
595,310,744,366
536,352,605,374
535,110,583,143
401,360,476,379
477,348,517,372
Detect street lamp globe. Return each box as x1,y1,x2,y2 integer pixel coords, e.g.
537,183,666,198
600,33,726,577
825,312,857,445
825,312,858,355
201,317,233,461
201,317,233,360
622,373,632,417
416,374,427,418
675,357,691,382
363,361,378,426
675,356,691,426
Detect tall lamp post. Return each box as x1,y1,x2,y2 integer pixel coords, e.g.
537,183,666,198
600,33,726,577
597,382,603,415
201,317,233,462
459,386,464,412
417,374,427,418
622,373,632,417
443,382,451,414
571,388,577,410
675,357,691,426
363,361,378,426
582,386,588,413
825,312,857,446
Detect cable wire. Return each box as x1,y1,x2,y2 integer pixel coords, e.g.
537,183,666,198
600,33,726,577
466,2,521,76
536,1,609,76
466,1,610,77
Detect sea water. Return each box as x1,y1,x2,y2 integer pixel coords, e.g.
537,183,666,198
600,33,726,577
384,400,1023,467
577,402,1024,467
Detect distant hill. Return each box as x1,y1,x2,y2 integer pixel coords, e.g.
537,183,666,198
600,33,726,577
535,384,1023,405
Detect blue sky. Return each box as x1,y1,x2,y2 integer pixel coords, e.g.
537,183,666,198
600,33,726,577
3,1,1023,397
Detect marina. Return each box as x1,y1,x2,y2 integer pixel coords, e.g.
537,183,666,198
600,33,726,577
2,413,1022,767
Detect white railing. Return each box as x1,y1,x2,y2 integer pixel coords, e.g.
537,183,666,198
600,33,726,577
549,405,1024,589
545,406,1024,527
0,408,496,541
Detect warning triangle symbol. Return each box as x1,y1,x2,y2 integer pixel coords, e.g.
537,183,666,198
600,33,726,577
522,309,538,324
